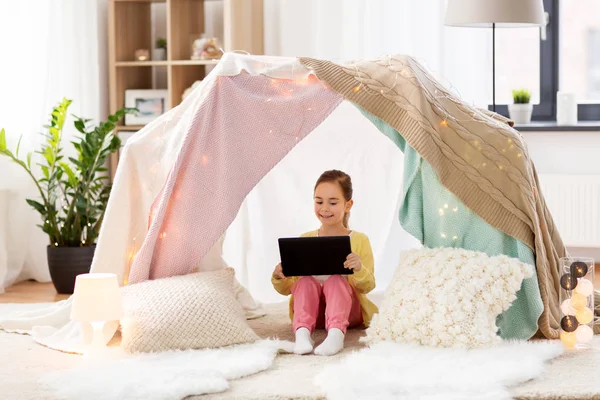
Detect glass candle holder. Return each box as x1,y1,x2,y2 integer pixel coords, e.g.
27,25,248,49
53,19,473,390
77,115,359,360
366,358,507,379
559,257,595,349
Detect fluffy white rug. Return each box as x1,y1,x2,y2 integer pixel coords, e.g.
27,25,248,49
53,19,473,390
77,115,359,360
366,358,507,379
315,340,564,400
40,339,293,400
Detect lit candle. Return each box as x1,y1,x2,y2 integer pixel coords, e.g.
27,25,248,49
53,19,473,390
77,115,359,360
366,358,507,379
135,49,149,61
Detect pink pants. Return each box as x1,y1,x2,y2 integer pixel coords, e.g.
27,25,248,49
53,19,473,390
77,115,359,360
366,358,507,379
291,275,363,334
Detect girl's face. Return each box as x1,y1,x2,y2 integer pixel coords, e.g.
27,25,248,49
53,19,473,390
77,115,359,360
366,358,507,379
314,181,353,227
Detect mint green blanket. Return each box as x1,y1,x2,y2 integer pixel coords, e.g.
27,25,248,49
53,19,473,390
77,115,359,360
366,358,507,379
361,108,543,340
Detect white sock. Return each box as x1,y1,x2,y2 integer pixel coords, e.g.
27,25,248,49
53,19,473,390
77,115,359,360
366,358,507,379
294,327,314,355
314,328,345,356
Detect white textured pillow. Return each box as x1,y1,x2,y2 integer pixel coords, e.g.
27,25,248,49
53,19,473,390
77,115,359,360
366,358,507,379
120,268,259,353
194,235,266,320
365,247,534,348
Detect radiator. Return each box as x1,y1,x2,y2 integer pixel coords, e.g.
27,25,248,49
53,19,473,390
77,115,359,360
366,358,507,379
538,174,600,249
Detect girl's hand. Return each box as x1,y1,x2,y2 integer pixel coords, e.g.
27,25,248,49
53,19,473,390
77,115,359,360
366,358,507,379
344,253,362,272
273,263,286,280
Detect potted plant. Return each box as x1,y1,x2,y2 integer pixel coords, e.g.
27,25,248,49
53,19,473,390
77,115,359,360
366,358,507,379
508,89,533,124
0,99,135,293
153,37,167,61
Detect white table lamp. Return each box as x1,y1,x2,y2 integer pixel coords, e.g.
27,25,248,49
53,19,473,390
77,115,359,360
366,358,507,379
445,0,546,112
70,273,123,357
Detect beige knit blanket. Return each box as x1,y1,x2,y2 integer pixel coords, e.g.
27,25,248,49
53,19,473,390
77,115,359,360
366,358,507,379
300,55,566,339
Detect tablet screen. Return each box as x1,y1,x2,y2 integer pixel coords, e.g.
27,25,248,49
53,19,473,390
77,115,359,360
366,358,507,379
278,236,353,277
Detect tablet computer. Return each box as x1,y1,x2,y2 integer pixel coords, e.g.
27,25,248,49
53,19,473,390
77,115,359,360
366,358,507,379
278,236,353,277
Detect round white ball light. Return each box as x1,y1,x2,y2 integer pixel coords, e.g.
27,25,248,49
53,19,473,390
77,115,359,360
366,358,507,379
575,324,594,344
560,299,576,316
574,279,594,297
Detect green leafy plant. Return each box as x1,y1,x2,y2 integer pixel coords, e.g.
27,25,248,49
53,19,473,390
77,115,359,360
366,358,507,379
156,37,167,49
512,89,531,104
0,98,136,247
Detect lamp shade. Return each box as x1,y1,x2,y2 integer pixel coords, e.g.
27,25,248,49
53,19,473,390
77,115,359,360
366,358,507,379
445,0,545,27
70,273,124,322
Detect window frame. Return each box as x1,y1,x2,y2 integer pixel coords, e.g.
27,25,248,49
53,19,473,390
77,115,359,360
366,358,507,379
493,0,600,122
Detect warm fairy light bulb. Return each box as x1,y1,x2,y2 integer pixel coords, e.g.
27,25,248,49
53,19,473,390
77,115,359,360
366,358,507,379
560,330,577,349
570,261,589,278
560,299,576,316
575,324,594,344
574,279,594,297
575,307,594,325
571,293,587,310
438,209,444,216
560,273,577,290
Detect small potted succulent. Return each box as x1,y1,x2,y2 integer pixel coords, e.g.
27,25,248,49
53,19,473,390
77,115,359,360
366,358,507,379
153,38,167,61
508,89,533,124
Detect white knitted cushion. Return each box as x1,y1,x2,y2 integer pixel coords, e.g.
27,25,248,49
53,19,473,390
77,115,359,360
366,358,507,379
193,235,266,320
120,268,259,353
365,247,534,348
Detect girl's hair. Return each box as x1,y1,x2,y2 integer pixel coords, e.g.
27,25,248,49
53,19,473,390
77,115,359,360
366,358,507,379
314,169,353,228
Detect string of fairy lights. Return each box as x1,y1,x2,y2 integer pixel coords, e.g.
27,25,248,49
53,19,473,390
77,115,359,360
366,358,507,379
558,259,595,348
126,51,597,341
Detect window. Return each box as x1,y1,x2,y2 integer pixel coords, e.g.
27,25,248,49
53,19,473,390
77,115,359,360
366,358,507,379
495,0,600,122
588,30,600,99
560,0,600,104
495,27,541,105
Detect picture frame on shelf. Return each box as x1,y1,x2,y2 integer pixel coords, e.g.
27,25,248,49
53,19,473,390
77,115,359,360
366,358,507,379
124,89,169,126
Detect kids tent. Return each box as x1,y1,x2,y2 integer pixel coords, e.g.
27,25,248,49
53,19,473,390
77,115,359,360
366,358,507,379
0,53,566,351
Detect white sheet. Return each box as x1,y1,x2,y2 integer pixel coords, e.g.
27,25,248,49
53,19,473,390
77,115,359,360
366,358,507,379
0,53,419,352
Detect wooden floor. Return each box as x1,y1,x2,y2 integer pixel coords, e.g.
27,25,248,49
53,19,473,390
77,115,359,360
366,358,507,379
0,281,69,303
2,265,600,304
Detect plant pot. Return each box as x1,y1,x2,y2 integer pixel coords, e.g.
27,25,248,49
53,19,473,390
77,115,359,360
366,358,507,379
152,48,166,61
508,103,533,124
47,245,96,294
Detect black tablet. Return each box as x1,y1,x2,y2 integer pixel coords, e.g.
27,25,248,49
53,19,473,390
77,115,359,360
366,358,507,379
278,236,353,277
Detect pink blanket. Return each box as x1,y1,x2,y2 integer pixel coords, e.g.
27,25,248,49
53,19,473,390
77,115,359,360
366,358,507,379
128,74,343,283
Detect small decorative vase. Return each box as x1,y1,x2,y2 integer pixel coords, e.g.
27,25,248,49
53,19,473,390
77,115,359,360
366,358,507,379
508,103,533,124
557,91,577,126
558,257,595,349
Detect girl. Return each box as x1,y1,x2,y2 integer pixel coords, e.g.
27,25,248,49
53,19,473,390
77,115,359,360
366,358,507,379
271,170,378,356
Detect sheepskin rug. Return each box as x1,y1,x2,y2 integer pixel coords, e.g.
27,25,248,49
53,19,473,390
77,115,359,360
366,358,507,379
316,339,564,400
40,339,292,400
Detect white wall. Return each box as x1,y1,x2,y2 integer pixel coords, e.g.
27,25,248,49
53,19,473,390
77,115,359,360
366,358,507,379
522,132,600,175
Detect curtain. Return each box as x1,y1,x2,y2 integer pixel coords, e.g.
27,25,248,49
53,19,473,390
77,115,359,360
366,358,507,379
264,0,492,107
0,0,103,291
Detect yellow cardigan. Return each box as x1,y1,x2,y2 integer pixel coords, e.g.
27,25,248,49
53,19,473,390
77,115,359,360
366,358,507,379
271,230,378,327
